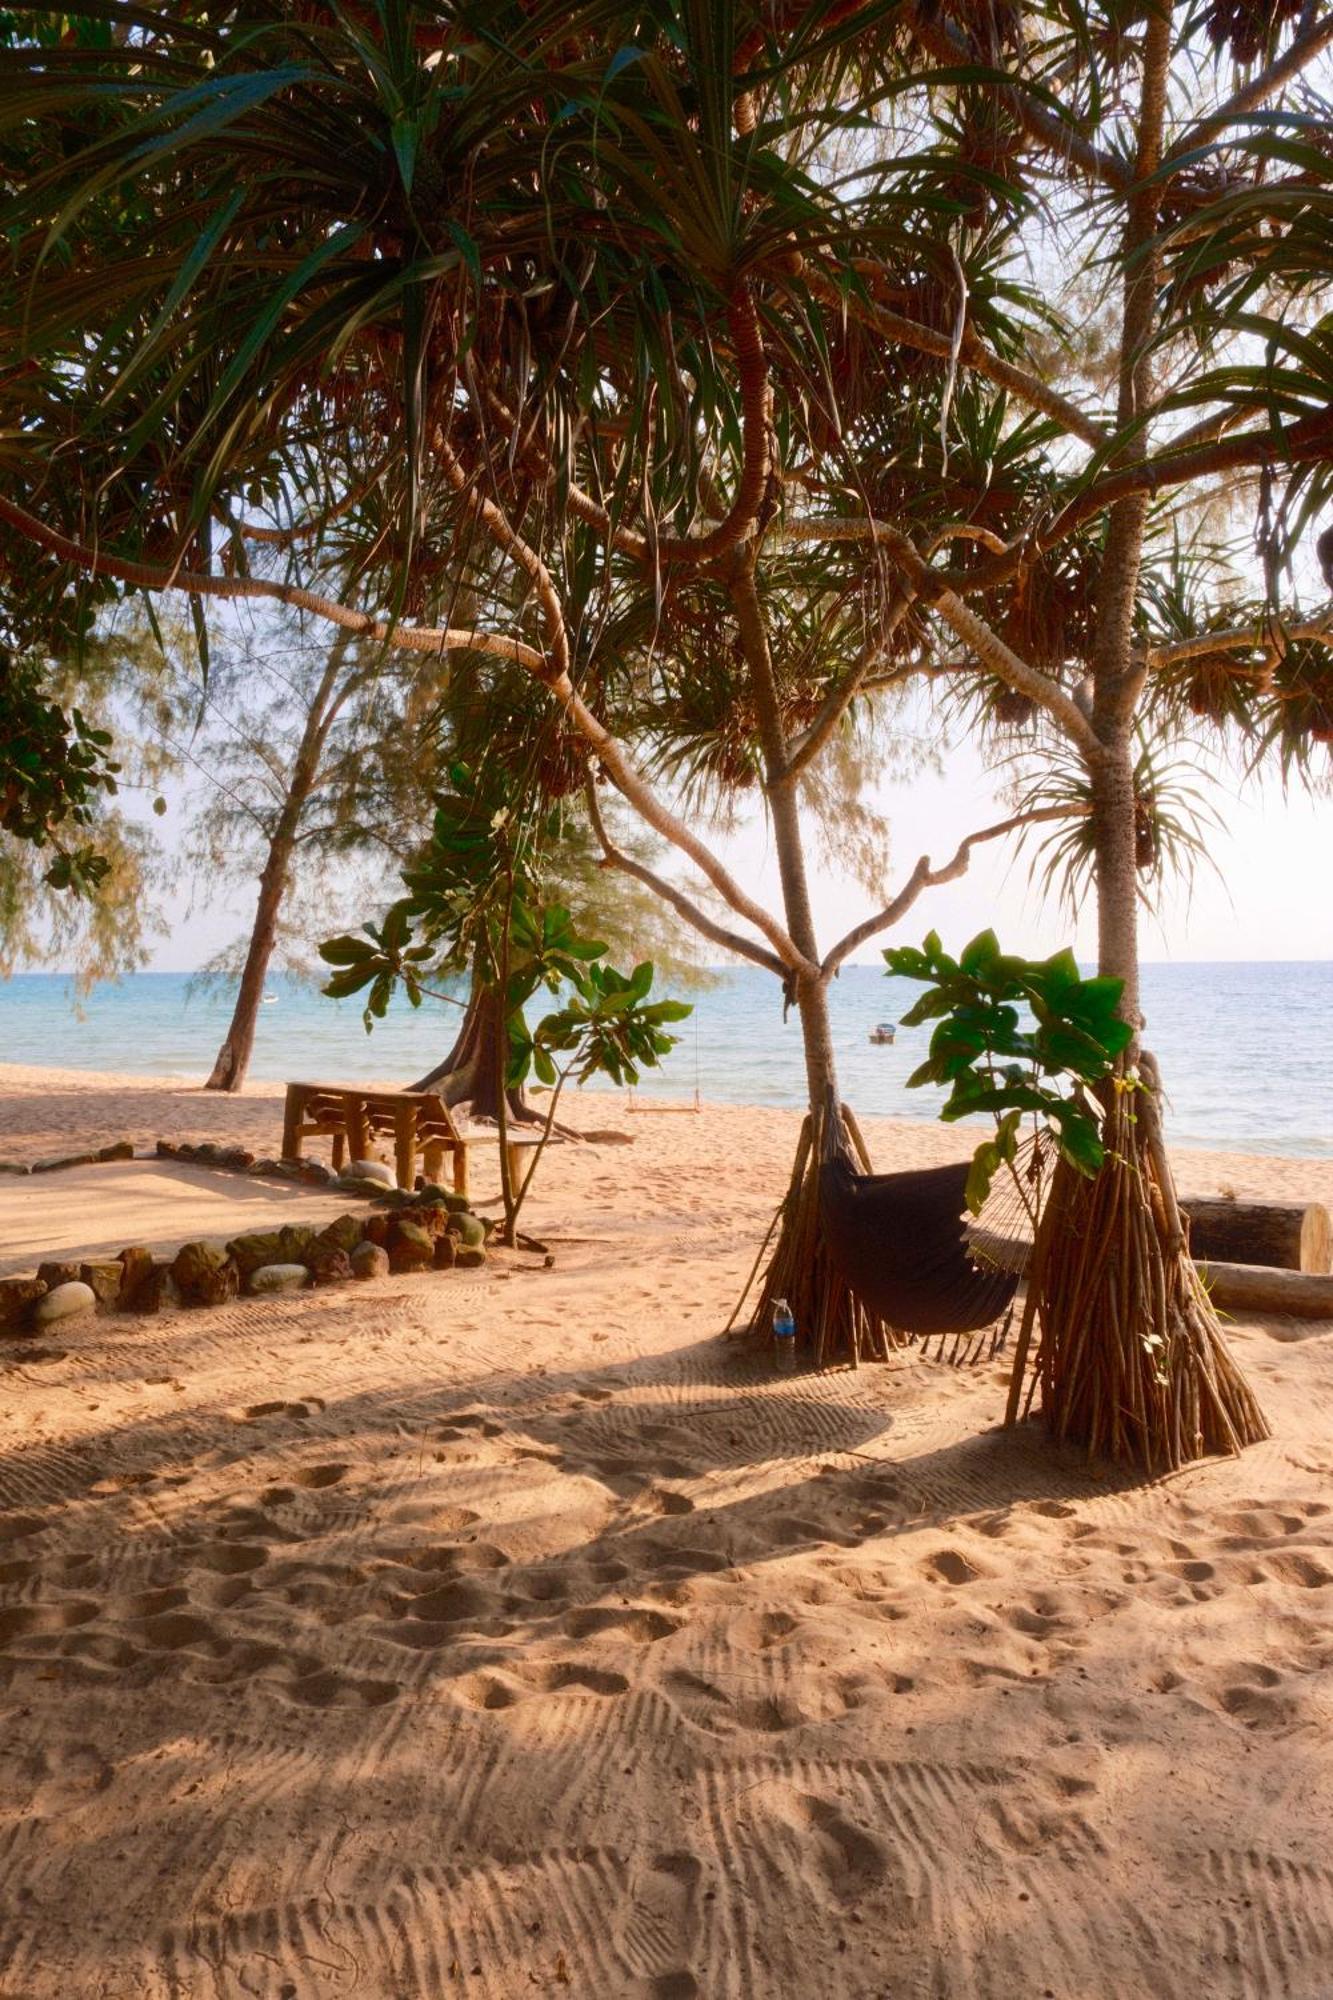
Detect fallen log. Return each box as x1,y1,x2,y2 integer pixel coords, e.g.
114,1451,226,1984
1200,1260,1333,1320
1181,1196,1331,1275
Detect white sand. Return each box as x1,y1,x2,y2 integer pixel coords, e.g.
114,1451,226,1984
1,1065,1331,1997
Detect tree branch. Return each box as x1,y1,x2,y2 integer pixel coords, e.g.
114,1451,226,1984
1146,615,1333,669
583,780,786,978
1164,15,1333,164
903,3,1129,197
0,494,547,669
2,486,812,973
784,589,914,780
782,515,1103,759
820,805,1079,979
434,447,811,970
813,267,1109,449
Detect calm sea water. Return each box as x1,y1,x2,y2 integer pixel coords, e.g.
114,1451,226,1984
0,962,1329,1157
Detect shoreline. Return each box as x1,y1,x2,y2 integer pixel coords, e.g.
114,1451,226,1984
3,1060,1332,1189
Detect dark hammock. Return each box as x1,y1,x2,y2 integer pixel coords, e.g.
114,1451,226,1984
818,1109,1021,1337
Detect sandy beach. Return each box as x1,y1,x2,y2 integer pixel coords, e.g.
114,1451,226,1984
1,1063,1331,1997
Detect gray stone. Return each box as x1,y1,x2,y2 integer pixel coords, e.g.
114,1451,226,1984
96,1141,134,1163
31,1152,97,1174
432,1233,457,1271
248,1263,309,1296
0,1161,32,1176
34,1281,97,1327
350,1241,390,1281
454,1246,488,1271
348,1157,396,1187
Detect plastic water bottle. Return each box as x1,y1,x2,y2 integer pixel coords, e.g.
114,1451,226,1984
772,1298,797,1373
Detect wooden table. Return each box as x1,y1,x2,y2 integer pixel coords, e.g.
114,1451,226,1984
281,1082,540,1197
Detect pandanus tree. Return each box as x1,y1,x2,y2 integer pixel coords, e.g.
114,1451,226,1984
4,2,1332,1462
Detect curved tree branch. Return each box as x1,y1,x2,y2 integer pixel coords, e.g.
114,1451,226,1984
1146,615,1333,669
1164,15,1333,163
821,268,1109,449
820,805,1080,979
782,515,1103,759
583,780,786,977
0,493,546,669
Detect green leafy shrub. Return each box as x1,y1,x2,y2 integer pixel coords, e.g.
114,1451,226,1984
884,930,1134,1212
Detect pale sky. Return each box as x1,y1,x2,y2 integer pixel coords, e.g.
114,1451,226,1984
142,729,1331,973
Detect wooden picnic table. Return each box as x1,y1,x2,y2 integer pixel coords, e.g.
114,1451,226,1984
281,1082,541,1198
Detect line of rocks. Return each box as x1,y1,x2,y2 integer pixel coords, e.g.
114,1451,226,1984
0,1140,135,1176
0,1137,402,1195
0,1187,491,1339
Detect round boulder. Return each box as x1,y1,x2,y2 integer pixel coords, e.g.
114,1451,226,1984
388,1220,435,1273
172,1240,239,1308
34,1280,97,1327
249,1263,309,1296
350,1241,390,1281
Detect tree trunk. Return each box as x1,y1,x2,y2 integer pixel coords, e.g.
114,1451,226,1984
1181,1198,1331,1274
204,631,353,1093
729,558,905,1366
1009,2,1267,1465
408,959,540,1123
203,830,296,1091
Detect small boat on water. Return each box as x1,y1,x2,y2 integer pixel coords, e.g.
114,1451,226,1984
262,990,278,1005
868,1022,896,1046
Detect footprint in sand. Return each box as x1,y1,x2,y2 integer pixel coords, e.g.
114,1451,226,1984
621,1852,703,1988
458,1660,630,1707
188,1542,269,1575
281,1667,398,1707
564,1605,683,1643
728,1609,799,1652
0,1600,99,1646
292,1463,350,1490
798,1794,888,1902
925,1548,984,1585
1264,1551,1333,1589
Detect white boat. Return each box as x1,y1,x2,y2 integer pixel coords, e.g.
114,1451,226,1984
868,1022,896,1046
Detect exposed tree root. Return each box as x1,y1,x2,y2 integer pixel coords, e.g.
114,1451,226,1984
727,1101,907,1367
1007,1084,1269,1469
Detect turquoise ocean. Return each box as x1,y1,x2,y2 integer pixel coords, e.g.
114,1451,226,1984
0,962,1329,1158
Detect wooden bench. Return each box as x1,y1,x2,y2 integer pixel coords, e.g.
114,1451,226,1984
281,1082,541,1198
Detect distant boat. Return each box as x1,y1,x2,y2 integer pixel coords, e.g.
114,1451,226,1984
868,1022,896,1045
262,990,278,1005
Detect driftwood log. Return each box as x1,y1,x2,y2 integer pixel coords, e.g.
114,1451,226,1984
1181,1197,1331,1275
1200,1261,1333,1320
